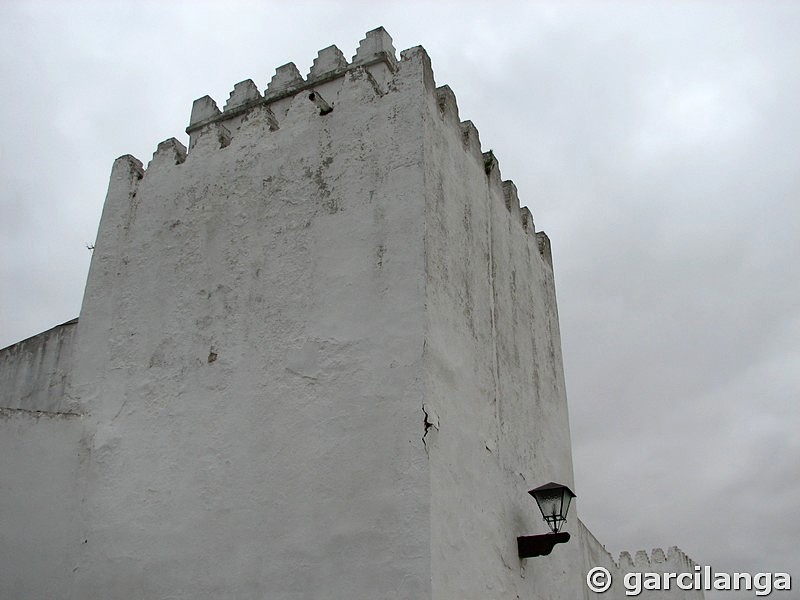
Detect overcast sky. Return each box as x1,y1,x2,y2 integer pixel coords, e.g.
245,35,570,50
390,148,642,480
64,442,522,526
1,1,797,596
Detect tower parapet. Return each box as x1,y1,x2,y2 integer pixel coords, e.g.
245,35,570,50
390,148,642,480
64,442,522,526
164,27,544,259
618,546,701,572
223,79,261,112
308,45,348,81
186,28,398,135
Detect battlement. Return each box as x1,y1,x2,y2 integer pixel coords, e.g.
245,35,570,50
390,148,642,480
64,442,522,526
163,27,543,254
619,546,699,571
185,27,398,135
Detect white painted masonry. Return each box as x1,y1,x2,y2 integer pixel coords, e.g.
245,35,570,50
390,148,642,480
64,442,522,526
0,318,78,413
0,28,702,600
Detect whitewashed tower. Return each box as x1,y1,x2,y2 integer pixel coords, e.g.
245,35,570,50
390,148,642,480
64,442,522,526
4,27,698,599
66,26,582,598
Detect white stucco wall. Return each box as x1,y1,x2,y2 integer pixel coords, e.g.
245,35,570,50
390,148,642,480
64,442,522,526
418,77,584,599
0,318,78,412
66,37,433,599
0,408,86,600
579,518,624,600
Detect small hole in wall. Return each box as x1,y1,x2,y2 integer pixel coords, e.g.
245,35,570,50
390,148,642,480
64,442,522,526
307,91,333,115
208,350,218,363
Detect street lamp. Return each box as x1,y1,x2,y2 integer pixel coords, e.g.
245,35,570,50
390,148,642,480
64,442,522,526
517,482,576,558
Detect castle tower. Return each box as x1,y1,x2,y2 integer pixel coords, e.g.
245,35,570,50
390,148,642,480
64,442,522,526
65,26,581,598
3,27,710,600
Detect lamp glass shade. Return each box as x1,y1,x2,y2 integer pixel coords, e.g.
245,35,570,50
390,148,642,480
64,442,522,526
528,482,576,533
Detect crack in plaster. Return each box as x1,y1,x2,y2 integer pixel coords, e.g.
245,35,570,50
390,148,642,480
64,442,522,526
422,404,438,454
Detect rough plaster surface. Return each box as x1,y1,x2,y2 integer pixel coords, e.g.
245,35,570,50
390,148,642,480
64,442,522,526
0,318,78,412
579,519,622,599
0,408,85,599
421,78,583,599
0,28,702,600
67,39,430,600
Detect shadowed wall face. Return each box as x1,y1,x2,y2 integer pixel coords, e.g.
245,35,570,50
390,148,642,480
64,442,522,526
420,85,582,599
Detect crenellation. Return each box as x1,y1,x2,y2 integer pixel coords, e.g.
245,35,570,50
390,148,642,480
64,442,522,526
398,46,435,93
536,232,553,267
667,546,695,568
352,26,397,70
189,95,221,128
482,150,498,176
520,206,535,233
618,546,699,571
635,549,652,568
178,28,558,288
148,138,187,171
89,154,143,261
265,62,305,100
482,150,504,192
620,551,635,569
501,180,519,211
435,85,460,129
308,45,348,81
116,153,145,183
436,84,461,115
502,180,524,228
184,33,404,141
223,79,261,112
459,120,482,161
183,31,426,145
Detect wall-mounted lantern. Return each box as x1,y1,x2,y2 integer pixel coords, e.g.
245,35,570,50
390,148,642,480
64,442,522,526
517,482,576,558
